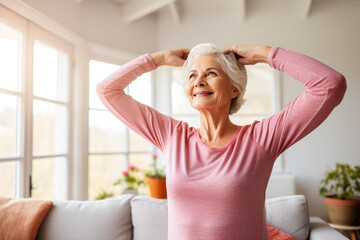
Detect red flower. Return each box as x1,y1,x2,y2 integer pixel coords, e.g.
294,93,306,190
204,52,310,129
129,164,136,170
152,153,158,159
122,170,129,176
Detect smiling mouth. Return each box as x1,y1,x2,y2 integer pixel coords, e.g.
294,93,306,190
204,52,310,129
194,92,213,97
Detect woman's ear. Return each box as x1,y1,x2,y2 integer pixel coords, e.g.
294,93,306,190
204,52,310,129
231,87,240,99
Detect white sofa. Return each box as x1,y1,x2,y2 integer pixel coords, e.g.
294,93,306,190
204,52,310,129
36,194,347,240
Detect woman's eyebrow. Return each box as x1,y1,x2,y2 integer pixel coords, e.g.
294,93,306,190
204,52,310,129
189,67,221,73
206,67,221,72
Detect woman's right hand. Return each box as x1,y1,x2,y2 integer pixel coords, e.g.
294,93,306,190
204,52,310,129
150,49,190,67
223,45,271,65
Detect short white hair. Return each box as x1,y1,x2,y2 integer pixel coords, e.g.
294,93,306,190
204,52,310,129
183,43,247,115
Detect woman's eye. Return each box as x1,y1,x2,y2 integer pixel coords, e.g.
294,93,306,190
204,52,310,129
208,72,216,76
189,74,196,79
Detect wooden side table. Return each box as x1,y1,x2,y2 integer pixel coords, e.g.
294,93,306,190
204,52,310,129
328,223,360,240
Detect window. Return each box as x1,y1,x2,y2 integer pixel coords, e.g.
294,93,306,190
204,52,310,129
0,15,24,198
88,60,153,200
31,35,72,200
0,5,73,199
171,63,283,172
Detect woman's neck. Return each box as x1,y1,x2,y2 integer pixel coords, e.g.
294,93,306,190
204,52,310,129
198,109,237,148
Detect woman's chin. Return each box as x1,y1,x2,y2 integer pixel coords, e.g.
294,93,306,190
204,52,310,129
191,103,214,112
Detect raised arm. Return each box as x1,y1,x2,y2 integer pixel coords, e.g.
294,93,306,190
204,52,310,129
96,48,189,151
224,45,347,159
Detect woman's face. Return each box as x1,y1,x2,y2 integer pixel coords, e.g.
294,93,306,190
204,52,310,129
185,54,239,113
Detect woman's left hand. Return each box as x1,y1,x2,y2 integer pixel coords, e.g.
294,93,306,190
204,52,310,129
150,48,190,67
223,45,272,65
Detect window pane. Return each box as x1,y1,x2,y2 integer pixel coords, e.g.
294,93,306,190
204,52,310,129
32,157,67,200
240,64,274,115
0,93,20,157
33,100,68,155
129,153,152,173
0,161,16,197
89,60,120,109
129,153,150,195
171,69,196,115
88,154,125,200
33,41,69,102
173,116,200,129
0,22,21,92
229,115,269,126
129,129,151,152
32,158,52,200
129,72,152,104
89,109,126,153
31,157,66,200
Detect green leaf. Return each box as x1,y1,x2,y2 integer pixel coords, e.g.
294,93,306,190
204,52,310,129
319,163,360,199
319,187,328,197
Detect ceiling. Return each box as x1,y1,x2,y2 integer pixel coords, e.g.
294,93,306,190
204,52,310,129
73,0,327,24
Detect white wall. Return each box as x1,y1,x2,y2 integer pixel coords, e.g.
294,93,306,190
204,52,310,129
156,0,360,218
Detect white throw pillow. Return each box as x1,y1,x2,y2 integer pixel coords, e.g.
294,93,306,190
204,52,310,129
131,195,168,240
265,195,310,240
37,195,135,240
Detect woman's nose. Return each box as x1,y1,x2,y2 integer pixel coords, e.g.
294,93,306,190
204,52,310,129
194,76,207,87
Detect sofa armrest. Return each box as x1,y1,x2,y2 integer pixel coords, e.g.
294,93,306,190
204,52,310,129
309,217,348,240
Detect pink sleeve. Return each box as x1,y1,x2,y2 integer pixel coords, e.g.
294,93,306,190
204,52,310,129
96,54,179,152
250,47,347,160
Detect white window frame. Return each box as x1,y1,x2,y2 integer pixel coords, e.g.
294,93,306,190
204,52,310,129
30,23,74,200
0,4,28,198
0,4,74,199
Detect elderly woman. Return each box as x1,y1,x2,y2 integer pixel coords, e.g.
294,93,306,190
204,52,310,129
96,44,346,239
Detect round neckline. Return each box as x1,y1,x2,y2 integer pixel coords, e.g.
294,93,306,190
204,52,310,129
195,125,241,152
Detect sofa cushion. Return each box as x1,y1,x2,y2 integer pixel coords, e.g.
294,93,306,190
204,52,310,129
37,194,135,240
131,195,309,240
265,195,310,240
131,195,168,240
0,197,52,240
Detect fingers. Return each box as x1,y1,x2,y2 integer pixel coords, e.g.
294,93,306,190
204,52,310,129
236,58,253,65
223,45,264,65
177,48,190,60
222,45,245,54
222,46,236,53
164,48,191,67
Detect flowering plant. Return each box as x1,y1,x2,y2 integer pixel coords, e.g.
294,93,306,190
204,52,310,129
113,164,146,189
319,163,360,200
145,154,166,178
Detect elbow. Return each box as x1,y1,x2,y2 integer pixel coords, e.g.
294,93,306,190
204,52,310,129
96,82,105,98
335,72,347,97
329,72,347,105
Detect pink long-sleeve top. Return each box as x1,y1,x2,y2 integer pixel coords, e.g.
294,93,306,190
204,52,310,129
96,47,346,240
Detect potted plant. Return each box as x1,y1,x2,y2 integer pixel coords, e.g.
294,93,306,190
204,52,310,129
94,189,114,200
145,154,167,199
319,163,360,226
113,164,146,195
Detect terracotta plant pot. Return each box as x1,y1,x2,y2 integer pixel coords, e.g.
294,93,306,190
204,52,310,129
324,197,360,226
147,177,167,199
